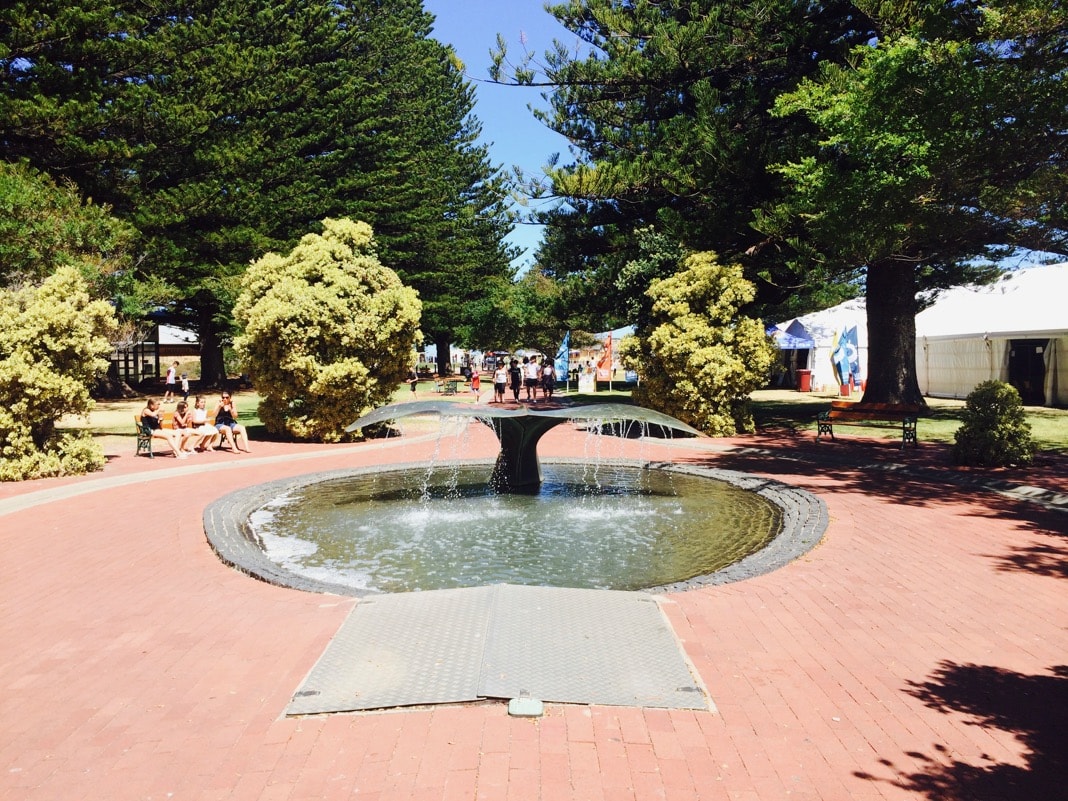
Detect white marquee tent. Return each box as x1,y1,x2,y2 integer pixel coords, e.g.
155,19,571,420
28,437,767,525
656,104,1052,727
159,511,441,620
915,263,1068,406
773,298,868,392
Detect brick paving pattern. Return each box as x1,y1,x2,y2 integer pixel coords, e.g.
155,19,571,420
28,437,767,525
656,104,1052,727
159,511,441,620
1,419,1065,800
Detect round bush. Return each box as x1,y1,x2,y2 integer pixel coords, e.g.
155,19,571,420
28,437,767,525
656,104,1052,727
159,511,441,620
952,380,1036,467
233,218,421,442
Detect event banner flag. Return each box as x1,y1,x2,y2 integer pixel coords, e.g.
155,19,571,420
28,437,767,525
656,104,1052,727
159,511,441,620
554,331,570,385
596,333,613,381
844,325,861,381
831,325,860,386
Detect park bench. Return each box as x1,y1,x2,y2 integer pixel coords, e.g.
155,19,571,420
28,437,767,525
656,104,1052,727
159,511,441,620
135,413,176,458
816,400,922,450
443,380,460,395
135,411,216,458
134,415,157,457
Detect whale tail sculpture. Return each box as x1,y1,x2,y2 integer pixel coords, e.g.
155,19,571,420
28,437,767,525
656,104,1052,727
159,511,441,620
346,401,702,491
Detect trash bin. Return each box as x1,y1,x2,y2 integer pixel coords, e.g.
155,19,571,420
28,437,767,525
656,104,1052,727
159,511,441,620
797,369,812,392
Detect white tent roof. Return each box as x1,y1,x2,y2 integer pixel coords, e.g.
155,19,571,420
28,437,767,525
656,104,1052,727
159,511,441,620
777,297,867,347
915,263,1068,340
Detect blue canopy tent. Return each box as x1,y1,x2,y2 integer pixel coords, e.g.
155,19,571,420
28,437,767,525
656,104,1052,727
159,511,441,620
767,325,816,389
767,325,815,350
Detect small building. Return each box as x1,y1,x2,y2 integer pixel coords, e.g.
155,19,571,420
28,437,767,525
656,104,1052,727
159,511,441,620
110,325,199,386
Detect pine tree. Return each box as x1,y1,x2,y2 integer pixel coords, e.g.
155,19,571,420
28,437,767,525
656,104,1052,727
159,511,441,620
510,0,874,324
1,0,516,383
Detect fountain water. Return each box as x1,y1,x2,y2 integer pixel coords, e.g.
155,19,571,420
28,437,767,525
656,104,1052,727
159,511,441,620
345,400,703,490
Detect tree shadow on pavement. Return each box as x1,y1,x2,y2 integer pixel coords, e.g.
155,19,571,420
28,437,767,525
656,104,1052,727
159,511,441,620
983,541,1068,579
675,434,1067,578
855,662,1068,801
682,435,1062,514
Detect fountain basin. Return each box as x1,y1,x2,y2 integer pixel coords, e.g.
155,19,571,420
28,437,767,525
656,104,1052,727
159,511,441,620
204,458,827,597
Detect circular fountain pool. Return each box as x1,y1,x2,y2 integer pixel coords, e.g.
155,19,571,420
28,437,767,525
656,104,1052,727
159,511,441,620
205,459,827,596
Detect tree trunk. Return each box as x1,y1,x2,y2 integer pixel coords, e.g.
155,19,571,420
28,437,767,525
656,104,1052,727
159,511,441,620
198,304,227,388
861,260,927,407
92,361,138,399
434,333,453,377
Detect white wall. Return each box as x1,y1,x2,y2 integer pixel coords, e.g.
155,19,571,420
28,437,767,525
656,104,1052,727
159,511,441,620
917,334,1068,405
917,336,1009,399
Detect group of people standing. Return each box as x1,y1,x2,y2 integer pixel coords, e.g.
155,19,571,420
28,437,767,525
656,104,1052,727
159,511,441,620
140,391,251,459
491,355,556,403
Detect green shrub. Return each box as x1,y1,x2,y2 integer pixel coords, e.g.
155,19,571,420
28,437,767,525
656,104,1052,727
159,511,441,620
631,252,778,436
233,218,421,442
0,267,116,480
0,431,106,482
952,380,1036,466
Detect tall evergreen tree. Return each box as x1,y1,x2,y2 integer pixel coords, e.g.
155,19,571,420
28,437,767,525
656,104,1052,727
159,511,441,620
1,0,515,382
498,0,1066,404
498,0,875,325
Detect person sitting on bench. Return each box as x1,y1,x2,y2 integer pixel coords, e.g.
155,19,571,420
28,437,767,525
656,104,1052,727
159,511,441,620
212,392,251,453
185,396,220,452
140,399,188,459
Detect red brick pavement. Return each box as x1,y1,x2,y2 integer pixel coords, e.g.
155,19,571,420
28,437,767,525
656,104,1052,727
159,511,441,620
1,420,1065,801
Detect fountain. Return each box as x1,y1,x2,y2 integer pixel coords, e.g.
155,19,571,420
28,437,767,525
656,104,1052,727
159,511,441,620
204,399,827,597
344,400,703,490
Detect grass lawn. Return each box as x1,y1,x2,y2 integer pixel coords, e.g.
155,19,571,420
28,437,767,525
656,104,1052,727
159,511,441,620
66,383,1068,457
749,388,1068,453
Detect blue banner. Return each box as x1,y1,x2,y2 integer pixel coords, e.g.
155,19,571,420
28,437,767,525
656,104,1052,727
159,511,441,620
831,326,860,385
554,331,570,385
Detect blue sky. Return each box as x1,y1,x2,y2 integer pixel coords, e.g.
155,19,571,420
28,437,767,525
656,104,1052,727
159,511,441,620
423,0,577,270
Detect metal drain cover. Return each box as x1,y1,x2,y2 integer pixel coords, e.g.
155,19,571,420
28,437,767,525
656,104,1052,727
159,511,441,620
287,584,711,714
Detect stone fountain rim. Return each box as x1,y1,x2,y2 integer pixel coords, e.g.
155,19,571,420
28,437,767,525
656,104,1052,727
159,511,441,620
203,457,827,598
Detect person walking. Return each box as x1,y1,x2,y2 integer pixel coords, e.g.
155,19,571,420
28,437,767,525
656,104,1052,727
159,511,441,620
541,358,556,400
492,362,507,403
508,359,522,402
524,356,540,402
470,369,481,402
162,361,179,403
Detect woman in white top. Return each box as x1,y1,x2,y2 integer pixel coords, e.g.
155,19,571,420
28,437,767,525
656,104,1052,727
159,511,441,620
492,364,507,403
524,358,541,402
190,396,220,451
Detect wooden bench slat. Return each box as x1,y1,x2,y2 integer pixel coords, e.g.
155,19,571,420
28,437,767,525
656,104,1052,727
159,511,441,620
827,410,915,421
816,401,921,450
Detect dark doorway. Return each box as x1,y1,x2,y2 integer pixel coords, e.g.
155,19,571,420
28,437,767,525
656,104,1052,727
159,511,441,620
1008,339,1047,405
